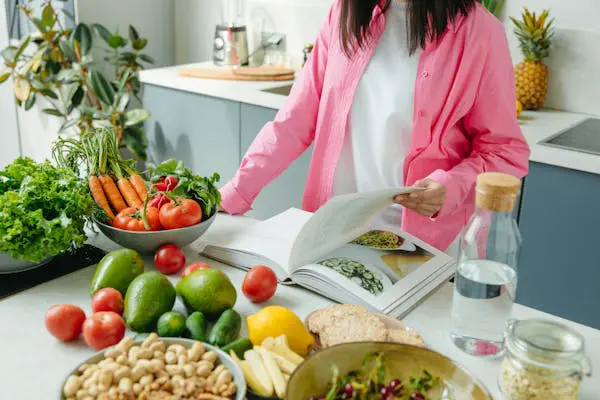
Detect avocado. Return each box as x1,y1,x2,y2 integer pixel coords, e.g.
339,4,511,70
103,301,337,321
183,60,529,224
90,248,144,296
176,269,237,317
124,271,176,333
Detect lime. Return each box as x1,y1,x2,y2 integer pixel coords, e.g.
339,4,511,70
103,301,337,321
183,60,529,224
157,311,186,337
176,269,237,317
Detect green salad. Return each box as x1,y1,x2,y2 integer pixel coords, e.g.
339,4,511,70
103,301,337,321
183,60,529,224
310,352,440,400
0,158,93,262
318,258,384,295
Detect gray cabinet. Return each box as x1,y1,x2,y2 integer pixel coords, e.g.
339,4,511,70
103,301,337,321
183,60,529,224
143,85,241,185
240,104,312,220
517,162,600,328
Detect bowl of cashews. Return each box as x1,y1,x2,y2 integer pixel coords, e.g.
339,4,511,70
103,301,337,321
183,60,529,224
61,333,247,400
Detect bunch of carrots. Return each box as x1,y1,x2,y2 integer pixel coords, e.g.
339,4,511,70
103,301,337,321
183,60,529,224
52,128,148,221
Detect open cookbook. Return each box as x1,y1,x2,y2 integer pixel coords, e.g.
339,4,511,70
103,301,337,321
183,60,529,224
202,188,456,318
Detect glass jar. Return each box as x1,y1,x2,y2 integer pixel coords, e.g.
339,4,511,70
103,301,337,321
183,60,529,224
499,319,592,400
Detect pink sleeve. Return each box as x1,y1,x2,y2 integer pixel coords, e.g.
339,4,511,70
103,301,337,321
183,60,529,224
219,3,337,214
428,20,530,219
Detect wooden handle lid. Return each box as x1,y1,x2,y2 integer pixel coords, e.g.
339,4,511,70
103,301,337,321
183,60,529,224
476,172,521,212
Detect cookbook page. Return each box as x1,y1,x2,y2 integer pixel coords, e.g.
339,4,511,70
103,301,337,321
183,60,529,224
293,220,454,310
288,188,423,270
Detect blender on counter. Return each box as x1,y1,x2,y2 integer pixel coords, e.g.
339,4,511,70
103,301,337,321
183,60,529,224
213,0,249,66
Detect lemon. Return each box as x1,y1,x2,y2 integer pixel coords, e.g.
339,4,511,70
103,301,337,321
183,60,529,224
516,99,523,118
247,306,315,355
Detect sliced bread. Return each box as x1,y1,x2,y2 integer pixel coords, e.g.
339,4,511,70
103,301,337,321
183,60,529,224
306,304,369,334
386,328,425,347
320,313,387,347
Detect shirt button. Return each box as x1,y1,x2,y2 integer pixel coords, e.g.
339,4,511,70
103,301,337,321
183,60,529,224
421,71,429,78
418,110,426,118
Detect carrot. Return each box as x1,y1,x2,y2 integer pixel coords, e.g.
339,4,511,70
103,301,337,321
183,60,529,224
99,175,127,212
89,175,115,219
129,174,148,201
117,177,142,208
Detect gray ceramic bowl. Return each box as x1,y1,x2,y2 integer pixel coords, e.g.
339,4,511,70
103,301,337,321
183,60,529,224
60,337,247,400
95,212,217,255
0,251,54,274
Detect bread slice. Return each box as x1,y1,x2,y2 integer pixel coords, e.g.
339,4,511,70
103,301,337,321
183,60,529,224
386,329,425,347
320,313,387,347
306,304,369,334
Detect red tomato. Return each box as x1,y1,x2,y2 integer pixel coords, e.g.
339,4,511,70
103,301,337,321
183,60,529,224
154,244,186,274
82,312,126,350
45,304,86,342
91,288,124,315
159,199,202,230
181,262,211,278
112,206,162,231
242,265,278,303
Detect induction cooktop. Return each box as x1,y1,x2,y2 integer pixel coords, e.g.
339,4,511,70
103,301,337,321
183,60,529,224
539,118,600,156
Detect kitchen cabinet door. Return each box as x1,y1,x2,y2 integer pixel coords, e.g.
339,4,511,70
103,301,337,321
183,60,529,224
517,162,600,328
240,104,312,220
143,84,241,184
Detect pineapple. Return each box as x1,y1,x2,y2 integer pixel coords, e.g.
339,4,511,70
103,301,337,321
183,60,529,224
511,8,554,110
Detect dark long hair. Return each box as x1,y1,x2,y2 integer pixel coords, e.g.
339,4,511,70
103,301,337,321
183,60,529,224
340,0,476,55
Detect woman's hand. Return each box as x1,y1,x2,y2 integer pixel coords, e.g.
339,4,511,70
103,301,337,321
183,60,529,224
394,178,446,217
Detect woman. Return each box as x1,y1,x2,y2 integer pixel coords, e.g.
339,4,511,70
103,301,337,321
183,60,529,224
220,0,530,252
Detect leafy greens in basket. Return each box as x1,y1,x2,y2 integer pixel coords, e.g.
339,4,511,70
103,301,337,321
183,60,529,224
147,159,221,219
0,158,94,262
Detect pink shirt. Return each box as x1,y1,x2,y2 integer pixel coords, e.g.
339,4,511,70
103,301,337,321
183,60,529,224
220,1,530,251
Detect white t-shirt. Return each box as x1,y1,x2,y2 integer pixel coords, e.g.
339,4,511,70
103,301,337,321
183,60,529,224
333,1,419,226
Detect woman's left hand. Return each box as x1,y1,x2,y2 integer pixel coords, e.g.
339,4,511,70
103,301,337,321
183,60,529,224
394,178,446,217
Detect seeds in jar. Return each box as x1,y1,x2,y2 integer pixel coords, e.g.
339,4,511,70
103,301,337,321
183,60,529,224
499,357,581,400
63,333,237,400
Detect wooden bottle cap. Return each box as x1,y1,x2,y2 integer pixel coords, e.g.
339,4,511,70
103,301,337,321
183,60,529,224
476,172,521,213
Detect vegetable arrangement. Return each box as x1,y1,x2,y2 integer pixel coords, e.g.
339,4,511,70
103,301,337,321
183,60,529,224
53,128,221,232
0,157,94,262
313,352,439,400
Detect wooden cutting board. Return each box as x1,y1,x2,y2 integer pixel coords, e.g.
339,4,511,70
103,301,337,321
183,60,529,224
178,66,295,81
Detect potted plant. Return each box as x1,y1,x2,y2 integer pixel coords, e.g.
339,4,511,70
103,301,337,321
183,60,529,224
0,1,154,160
481,0,504,18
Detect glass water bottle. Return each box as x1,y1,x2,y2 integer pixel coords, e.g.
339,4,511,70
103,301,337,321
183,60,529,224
450,172,522,357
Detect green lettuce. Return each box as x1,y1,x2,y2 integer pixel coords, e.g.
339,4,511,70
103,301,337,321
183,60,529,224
0,157,94,262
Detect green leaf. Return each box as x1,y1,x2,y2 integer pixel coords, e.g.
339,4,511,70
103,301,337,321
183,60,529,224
117,69,132,93
14,36,32,62
42,108,64,117
71,86,84,107
89,70,114,105
59,118,78,133
56,69,78,82
72,24,93,56
14,78,31,102
92,24,113,43
32,18,47,33
128,25,139,42
107,35,127,49
59,40,77,62
122,125,147,160
38,89,59,100
119,52,137,63
24,93,36,110
42,4,56,28
132,38,148,51
0,73,10,84
138,53,154,64
125,109,149,126
116,93,130,112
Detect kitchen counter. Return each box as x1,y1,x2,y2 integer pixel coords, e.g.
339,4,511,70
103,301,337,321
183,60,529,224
1,214,599,399
140,63,600,175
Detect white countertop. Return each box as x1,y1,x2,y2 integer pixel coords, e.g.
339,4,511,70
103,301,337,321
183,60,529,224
1,214,599,399
140,63,600,176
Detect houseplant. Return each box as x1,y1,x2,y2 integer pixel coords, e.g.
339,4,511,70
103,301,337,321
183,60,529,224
481,0,504,18
0,1,154,160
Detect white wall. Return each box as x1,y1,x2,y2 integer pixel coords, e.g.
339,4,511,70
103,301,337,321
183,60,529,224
0,0,21,167
174,0,331,67
502,0,600,115
15,0,176,162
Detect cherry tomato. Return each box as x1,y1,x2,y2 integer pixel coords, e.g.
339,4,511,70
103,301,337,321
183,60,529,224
45,304,86,342
159,198,202,230
242,265,278,303
112,206,161,231
181,262,211,278
154,244,186,274
149,194,170,209
91,288,124,315
164,176,179,191
82,312,126,350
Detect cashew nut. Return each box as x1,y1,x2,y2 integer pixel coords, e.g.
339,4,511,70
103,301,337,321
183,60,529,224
202,351,218,363
188,342,205,362
63,376,82,397
165,351,177,365
118,377,132,393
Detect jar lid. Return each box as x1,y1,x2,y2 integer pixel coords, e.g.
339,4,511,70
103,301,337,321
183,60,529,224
506,319,591,373
476,172,521,196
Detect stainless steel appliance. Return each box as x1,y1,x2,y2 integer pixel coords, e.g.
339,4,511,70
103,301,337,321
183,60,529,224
213,0,249,66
